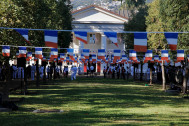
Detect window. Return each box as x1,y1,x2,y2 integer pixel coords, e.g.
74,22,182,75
89,34,96,44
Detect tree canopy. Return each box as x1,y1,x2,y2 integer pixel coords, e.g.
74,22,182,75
0,0,73,60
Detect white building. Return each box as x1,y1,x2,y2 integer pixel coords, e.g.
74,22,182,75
70,5,128,73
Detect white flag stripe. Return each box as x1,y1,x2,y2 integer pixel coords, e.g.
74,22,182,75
129,53,136,57
162,53,168,57
114,53,120,57
23,35,28,40
2,49,10,53
75,34,87,40
35,51,42,55
145,53,153,57
98,53,105,56
109,37,117,43
167,38,177,45
177,53,184,57
45,36,58,43
134,39,147,46
19,50,27,54
51,52,58,55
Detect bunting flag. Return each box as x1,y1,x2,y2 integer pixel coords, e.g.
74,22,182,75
91,54,97,62
97,59,101,63
105,57,109,63
74,31,88,44
58,58,61,63
2,46,10,57
60,53,65,61
113,49,121,61
161,50,169,60
45,30,58,48
154,55,159,62
134,33,147,52
67,48,74,60
35,48,42,59
83,49,90,59
164,33,178,50
121,55,127,63
98,49,105,60
16,51,19,58
27,52,32,59
42,56,46,62
19,47,27,58
66,57,70,63
50,48,58,59
104,32,118,47
177,50,184,61
129,50,137,60
16,29,31,45
145,50,153,61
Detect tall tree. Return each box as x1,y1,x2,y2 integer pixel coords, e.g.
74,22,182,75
0,0,73,61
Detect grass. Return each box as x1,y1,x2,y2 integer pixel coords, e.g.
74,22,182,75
0,77,189,126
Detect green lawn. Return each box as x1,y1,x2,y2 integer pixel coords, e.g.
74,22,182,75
0,77,189,126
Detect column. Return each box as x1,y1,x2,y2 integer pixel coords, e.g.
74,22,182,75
101,34,107,74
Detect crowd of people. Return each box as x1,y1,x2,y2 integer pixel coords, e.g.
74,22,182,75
0,62,189,90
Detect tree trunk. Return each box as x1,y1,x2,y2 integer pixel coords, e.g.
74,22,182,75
183,65,189,94
150,66,153,85
162,61,166,90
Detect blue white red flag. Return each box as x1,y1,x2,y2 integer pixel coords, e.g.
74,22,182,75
60,53,65,60
177,50,184,61
35,48,43,59
161,50,169,60
91,54,97,62
98,49,105,60
19,47,27,58
27,52,32,59
164,33,178,50
154,55,159,62
104,32,118,47
16,29,31,45
2,46,10,57
50,48,58,59
74,31,87,44
145,50,153,61
114,49,121,61
134,33,147,52
45,30,58,48
83,49,90,59
129,50,137,60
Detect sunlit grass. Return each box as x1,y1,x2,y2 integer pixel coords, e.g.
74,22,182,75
0,77,189,126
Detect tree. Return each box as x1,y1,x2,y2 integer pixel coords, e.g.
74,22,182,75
0,0,73,61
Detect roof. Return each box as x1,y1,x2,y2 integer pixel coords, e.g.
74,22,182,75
72,5,129,20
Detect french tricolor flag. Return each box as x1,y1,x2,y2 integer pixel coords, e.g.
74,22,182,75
16,51,19,58
134,33,147,52
145,50,153,61
114,50,121,61
154,55,159,62
27,52,32,59
164,33,178,50
104,32,118,47
19,47,27,58
60,53,65,61
2,46,10,57
66,57,70,63
177,50,184,61
16,29,31,45
45,30,58,48
67,48,74,60
97,59,101,63
98,49,105,60
91,54,97,62
129,50,137,60
122,55,127,62
161,50,169,60
35,48,42,59
42,56,46,62
74,31,88,44
50,48,58,59
83,49,90,59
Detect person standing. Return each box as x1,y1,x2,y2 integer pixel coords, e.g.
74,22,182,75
90,65,94,77
116,66,120,79
18,67,22,79
103,66,106,78
73,65,78,80
13,65,18,79
31,64,36,80
121,67,126,80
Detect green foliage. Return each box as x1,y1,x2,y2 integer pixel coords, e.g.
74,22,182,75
0,0,72,61
146,0,189,53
